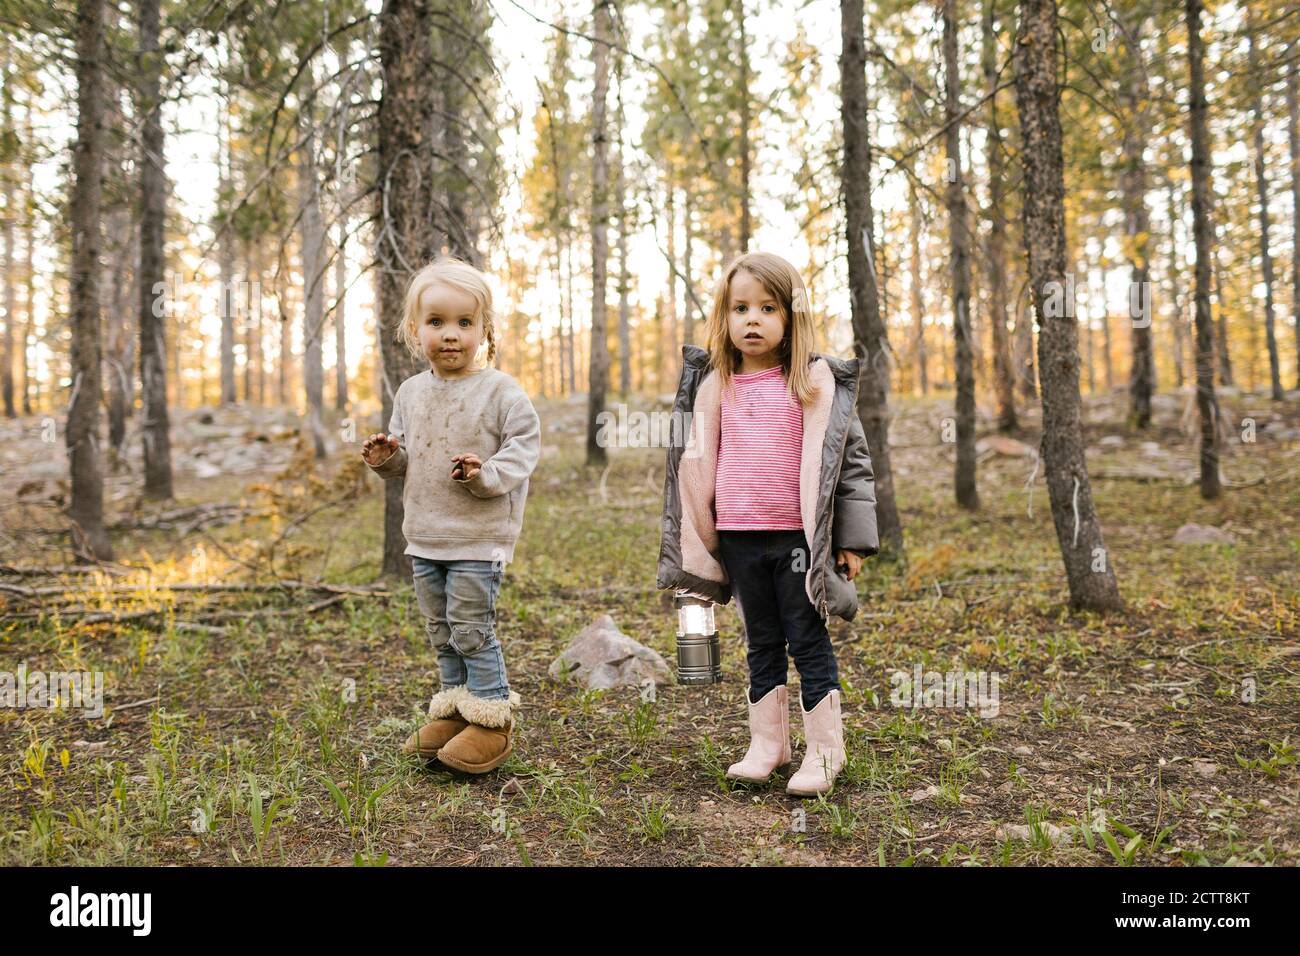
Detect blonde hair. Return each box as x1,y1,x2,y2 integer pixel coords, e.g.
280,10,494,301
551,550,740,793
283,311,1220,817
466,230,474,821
398,256,498,367
703,251,820,405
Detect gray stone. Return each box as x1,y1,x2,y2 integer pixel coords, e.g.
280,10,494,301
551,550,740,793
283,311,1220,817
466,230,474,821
976,435,1036,458
548,614,673,689
1172,523,1237,546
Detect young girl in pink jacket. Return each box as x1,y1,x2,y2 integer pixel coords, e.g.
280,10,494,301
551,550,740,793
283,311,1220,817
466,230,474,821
657,251,879,796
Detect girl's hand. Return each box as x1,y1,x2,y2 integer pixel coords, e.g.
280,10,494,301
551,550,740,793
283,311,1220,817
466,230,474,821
835,549,863,581
451,453,483,482
362,433,399,466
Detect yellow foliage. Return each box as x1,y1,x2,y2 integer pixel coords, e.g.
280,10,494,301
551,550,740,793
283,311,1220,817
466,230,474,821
905,543,956,591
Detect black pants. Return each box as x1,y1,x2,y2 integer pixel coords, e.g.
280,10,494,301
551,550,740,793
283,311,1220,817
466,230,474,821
717,529,840,711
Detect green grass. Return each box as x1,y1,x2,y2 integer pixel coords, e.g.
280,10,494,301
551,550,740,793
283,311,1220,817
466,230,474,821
1,391,1297,865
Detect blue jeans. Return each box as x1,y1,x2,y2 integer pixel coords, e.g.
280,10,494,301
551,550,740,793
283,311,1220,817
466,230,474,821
717,529,840,711
411,557,510,701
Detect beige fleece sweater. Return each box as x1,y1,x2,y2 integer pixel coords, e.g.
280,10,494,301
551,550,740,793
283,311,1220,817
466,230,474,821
368,366,542,564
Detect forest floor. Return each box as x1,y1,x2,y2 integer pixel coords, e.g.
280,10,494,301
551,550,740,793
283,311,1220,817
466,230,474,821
1,383,1297,866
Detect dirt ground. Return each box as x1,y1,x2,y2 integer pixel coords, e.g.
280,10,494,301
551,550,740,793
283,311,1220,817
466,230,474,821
1,384,1297,865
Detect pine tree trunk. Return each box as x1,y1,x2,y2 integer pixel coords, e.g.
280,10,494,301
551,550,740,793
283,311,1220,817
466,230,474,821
1210,217,1233,386
68,0,113,560
298,99,327,457
683,190,694,346
1289,55,1300,389
943,0,978,510
1185,0,1221,498
586,0,612,466
1249,22,1283,401
841,0,904,553
334,223,348,411
615,115,631,398
1,40,13,418
377,0,440,577
736,0,751,252
219,79,236,405
253,239,265,405
665,172,678,382
908,178,928,395
21,148,33,415
1120,11,1154,427
1013,276,1037,398
1013,0,1121,610
1101,265,1113,391
104,201,130,459
982,0,1016,430
1166,182,1187,389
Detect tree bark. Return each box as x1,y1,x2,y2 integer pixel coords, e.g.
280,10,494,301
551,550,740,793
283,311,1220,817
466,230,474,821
1185,0,1222,498
841,0,904,553
615,94,631,398
298,96,327,457
68,0,113,560
1289,53,1300,389
2,41,14,418
982,0,1016,430
1166,182,1187,389
334,218,348,411
1248,21,1283,400
219,71,236,405
21,143,33,414
908,177,928,395
736,0,751,252
943,0,978,510
1119,10,1155,427
377,0,440,577
586,0,612,466
1013,0,1121,610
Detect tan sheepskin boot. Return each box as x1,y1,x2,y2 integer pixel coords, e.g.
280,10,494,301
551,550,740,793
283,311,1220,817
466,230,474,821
401,686,470,758
436,691,521,774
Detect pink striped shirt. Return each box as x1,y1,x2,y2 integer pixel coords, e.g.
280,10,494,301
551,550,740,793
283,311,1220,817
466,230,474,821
715,364,804,530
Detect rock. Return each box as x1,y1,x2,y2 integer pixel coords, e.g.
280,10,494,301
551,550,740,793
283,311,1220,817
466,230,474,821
976,435,1036,458
548,614,673,689
1173,523,1237,546
996,822,1073,845
1099,435,1125,447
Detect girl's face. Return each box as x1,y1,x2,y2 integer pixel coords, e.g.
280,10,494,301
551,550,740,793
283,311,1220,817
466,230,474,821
416,282,483,378
726,268,785,366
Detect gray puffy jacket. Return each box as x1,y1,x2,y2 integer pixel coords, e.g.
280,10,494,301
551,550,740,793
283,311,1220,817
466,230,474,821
656,345,879,622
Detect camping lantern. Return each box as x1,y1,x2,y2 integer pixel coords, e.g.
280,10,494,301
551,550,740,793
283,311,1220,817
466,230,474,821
674,593,722,685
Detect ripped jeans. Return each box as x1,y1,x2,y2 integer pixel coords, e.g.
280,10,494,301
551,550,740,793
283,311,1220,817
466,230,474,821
411,557,510,702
